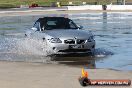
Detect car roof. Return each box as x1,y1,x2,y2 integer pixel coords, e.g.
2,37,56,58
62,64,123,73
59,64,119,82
36,17,70,23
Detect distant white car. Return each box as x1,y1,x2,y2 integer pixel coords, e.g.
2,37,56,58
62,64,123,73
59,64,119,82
25,17,95,55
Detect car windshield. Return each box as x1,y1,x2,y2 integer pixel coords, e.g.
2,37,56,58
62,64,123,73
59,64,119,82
41,17,78,30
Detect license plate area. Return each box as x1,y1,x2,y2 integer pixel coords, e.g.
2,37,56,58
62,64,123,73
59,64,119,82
69,45,84,49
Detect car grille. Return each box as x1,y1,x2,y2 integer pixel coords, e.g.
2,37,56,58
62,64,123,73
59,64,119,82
64,39,85,44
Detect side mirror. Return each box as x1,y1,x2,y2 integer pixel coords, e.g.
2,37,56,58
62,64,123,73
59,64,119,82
31,27,37,31
78,25,83,29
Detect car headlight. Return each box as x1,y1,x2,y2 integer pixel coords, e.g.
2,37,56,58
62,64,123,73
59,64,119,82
49,38,62,43
88,36,94,42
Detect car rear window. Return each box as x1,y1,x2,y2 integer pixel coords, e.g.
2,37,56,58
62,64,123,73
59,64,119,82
47,21,57,26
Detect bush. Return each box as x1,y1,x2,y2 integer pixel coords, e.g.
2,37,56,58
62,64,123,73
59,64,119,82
0,3,16,9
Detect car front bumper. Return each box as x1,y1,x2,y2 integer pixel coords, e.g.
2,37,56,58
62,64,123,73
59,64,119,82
47,40,95,54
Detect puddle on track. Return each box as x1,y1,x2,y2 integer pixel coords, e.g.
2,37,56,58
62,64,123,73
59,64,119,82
0,12,132,71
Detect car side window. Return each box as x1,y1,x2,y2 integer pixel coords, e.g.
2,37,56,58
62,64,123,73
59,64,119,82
33,22,40,31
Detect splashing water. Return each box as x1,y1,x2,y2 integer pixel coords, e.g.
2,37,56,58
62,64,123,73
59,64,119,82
0,34,113,60
1,37,43,55
94,48,114,58
0,35,58,62
14,38,48,56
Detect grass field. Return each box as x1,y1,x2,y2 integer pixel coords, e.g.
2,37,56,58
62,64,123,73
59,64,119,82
0,0,132,8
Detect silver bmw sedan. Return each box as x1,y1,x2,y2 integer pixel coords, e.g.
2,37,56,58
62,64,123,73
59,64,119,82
26,17,95,55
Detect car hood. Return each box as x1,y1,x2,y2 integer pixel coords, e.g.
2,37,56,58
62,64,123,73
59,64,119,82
43,29,92,39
